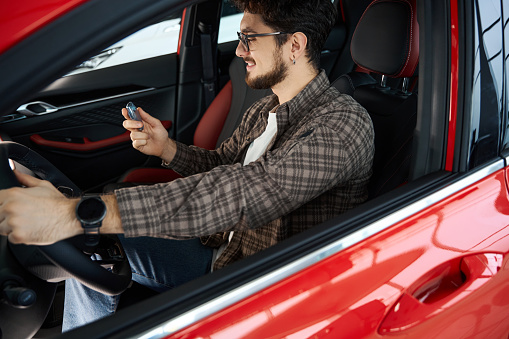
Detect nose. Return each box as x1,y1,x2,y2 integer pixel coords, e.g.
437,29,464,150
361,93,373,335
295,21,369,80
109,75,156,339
236,40,248,58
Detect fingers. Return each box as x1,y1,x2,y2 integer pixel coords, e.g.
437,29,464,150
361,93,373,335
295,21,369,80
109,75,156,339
122,107,144,131
137,107,161,127
0,183,78,244
121,105,168,156
122,106,162,131
124,116,149,151
129,129,148,145
121,107,129,120
13,170,44,187
0,188,18,237
0,202,10,236
130,133,148,149
123,118,144,131
7,232,23,244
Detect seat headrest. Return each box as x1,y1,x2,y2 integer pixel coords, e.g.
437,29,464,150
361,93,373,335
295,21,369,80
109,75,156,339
351,0,419,78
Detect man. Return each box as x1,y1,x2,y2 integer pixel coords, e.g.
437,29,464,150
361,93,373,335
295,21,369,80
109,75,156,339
0,0,374,330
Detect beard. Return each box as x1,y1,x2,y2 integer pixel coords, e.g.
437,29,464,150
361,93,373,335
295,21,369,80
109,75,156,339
245,49,289,90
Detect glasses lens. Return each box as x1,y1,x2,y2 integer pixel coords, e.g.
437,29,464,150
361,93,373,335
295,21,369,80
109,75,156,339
237,32,249,51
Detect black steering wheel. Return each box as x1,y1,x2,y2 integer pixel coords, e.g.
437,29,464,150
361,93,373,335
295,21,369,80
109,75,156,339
0,141,131,296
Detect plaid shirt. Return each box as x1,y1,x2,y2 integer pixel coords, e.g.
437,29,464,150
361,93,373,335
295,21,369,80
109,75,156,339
115,71,374,271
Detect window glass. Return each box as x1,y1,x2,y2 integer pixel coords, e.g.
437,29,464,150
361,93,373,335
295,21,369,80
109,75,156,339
469,0,503,167
67,0,242,77
66,13,182,76
67,0,246,77
218,0,243,44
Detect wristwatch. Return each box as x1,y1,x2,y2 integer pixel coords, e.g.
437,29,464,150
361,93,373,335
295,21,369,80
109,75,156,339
75,196,107,246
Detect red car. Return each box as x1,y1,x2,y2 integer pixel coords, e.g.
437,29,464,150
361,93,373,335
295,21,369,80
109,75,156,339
1,0,509,338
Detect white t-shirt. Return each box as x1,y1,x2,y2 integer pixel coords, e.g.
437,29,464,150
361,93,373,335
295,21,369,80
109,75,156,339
212,110,278,270
243,112,278,165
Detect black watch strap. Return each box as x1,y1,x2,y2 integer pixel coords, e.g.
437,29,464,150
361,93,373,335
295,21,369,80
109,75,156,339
83,223,102,247
76,196,106,247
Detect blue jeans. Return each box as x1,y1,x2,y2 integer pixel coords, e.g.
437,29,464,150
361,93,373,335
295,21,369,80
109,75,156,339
62,236,213,332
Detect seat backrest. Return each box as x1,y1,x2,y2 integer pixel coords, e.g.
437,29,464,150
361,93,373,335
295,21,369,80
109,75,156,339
328,0,374,81
332,0,419,199
192,58,271,150
213,58,272,148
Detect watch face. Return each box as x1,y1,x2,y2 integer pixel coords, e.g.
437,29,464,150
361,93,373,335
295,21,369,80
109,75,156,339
77,197,106,224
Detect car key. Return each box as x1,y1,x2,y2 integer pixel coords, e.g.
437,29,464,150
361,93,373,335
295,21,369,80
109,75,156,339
126,102,144,131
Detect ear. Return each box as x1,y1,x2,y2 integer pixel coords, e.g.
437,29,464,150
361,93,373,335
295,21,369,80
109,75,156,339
289,32,308,62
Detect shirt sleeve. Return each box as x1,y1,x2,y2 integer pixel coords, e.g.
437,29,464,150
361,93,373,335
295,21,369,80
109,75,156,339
115,107,373,239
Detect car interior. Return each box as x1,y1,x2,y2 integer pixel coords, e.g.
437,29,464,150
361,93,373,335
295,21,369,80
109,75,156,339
0,0,456,337
116,0,419,201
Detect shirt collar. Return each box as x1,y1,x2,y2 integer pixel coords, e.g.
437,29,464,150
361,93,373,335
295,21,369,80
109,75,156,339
273,70,331,127
251,70,331,140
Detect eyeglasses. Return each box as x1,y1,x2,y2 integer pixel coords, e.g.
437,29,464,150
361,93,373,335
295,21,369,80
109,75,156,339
237,31,291,52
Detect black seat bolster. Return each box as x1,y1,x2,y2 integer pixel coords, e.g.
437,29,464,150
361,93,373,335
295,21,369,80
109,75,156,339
332,72,376,96
352,88,418,198
215,58,271,147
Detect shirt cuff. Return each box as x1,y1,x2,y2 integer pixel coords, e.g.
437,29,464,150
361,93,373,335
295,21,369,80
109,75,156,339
162,141,195,176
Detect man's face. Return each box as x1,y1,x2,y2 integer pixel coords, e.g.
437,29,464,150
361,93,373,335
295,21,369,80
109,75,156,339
236,12,289,89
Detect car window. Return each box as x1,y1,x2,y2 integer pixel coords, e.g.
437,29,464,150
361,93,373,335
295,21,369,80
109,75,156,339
469,0,503,168
65,13,182,77
67,0,241,77
218,0,242,44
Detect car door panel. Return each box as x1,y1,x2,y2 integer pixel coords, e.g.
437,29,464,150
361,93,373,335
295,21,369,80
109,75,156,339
166,163,509,338
379,252,504,335
2,54,178,191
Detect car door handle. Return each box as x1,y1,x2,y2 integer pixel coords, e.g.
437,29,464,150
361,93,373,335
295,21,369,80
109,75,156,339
17,101,59,116
378,253,503,334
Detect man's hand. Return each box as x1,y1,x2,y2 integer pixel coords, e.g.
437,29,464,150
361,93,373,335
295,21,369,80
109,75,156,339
122,107,177,163
0,171,81,245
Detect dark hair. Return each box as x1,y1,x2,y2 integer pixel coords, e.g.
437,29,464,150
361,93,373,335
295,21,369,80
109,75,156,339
232,0,337,70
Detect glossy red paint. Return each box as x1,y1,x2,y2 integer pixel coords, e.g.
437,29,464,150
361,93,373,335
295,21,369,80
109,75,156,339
446,0,459,172
177,8,187,56
506,168,509,194
0,0,89,55
168,170,509,338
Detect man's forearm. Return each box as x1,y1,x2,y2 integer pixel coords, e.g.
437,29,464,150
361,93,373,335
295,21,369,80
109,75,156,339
100,194,124,234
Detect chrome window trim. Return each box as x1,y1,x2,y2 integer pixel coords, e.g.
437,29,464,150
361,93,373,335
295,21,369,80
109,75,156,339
58,87,156,110
136,160,505,339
